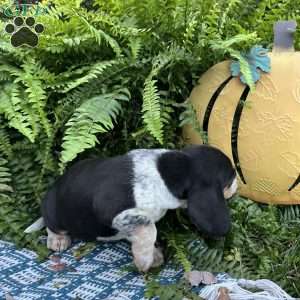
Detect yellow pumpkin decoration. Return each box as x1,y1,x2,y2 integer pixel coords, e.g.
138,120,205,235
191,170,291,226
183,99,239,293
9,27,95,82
183,21,300,204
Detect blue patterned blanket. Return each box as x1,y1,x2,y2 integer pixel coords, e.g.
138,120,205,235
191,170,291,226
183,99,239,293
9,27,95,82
0,240,184,300
3,240,293,300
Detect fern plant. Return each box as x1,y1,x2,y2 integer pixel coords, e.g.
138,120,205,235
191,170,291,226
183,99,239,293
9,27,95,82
158,197,300,296
0,157,12,195
145,278,203,300
60,89,130,168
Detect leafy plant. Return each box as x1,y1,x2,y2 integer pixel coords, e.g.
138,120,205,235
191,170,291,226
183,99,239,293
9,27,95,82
157,197,300,297
179,101,208,144
145,278,203,300
60,89,130,168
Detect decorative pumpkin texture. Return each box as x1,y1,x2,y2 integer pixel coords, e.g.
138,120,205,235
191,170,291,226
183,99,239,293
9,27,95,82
184,24,300,204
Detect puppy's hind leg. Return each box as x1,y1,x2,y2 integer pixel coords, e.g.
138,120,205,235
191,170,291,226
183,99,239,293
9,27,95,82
46,228,71,252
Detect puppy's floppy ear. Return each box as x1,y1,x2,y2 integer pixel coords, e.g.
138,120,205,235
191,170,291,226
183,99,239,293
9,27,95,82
187,185,230,237
157,151,191,198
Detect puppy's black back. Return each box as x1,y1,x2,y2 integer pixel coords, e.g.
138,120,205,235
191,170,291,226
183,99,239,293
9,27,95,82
42,156,134,240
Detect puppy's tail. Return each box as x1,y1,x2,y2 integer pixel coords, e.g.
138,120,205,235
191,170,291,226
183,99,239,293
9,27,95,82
24,217,45,233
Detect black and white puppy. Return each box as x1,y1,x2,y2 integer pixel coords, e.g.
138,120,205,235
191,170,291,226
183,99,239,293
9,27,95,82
26,145,237,272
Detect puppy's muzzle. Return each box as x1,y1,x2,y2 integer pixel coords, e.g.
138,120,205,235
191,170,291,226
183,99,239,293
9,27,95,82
223,177,238,200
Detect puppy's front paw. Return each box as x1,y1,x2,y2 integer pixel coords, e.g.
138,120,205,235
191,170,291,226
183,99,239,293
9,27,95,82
133,254,154,273
46,228,71,252
133,247,164,272
152,247,164,268
47,234,71,252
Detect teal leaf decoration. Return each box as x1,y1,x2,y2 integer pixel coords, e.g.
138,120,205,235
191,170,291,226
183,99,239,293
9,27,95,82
230,46,271,85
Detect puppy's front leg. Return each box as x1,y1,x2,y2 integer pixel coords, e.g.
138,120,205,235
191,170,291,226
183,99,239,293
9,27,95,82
152,246,164,268
129,223,163,272
112,209,164,272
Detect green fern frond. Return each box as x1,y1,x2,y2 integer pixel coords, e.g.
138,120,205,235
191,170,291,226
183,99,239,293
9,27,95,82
183,14,199,47
203,1,222,38
0,152,43,246
141,51,175,144
210,33,258,51
179,101,208,143
229,49,255,91
187,238,253,279
280,205,300,222
0,39,28,62
8,151,41,200
210,34,258,90
0,71,13,82
76,13,121,56
0,63,22,78
24,81,51,138
168,236,192,272
0,126,12,158
145,279,203,300
218,0,241,34
0,83,35,142
142,76,163,144
19,59,52,137
60,89,130,168
129,37,142,60
60,60,118,93
90,10,147,37
0,157,13,194
35,136,57,200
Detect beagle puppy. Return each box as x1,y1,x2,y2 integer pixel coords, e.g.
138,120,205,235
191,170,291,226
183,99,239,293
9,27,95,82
27,145,237,272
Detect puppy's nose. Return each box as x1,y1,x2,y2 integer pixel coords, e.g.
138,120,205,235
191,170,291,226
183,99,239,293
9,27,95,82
201,225,230,239
211,223,231,238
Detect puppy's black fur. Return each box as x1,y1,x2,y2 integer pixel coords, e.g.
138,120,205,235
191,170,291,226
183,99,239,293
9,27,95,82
42,156,135,240
42,145,236,241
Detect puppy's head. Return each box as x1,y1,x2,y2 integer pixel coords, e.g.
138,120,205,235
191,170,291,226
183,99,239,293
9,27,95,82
182,145,237,238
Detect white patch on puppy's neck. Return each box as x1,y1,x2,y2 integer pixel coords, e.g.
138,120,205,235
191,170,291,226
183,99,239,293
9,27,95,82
129,149,183,222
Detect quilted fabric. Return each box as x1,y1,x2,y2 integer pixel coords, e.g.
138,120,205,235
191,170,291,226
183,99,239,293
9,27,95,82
0,240,185,300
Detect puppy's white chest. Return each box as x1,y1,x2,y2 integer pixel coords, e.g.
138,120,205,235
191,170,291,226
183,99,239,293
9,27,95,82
130,149,182,222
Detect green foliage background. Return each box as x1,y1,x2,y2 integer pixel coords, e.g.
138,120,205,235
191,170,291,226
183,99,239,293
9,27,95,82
0,0,299,297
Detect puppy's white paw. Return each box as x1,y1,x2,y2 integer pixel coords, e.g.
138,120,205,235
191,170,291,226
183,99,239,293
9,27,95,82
152,247,164,268
130,223,158,272
46,228,71,252
133,247,164,272
133,253,154,273
47,234,71,252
